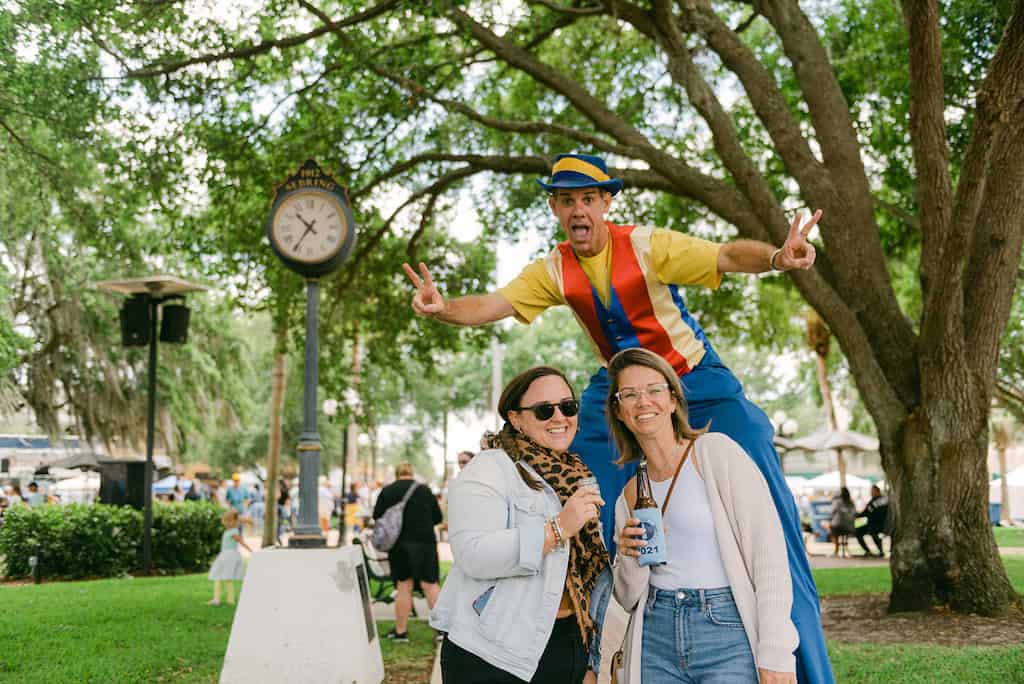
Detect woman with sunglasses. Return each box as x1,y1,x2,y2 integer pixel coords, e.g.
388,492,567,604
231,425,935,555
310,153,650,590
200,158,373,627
431,366,610,684
607,349,798,684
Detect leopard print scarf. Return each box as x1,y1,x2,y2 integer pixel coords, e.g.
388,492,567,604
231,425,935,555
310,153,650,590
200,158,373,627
481,426,610,647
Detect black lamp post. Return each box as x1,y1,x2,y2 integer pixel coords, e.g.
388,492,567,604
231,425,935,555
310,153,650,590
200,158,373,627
97,275,206,575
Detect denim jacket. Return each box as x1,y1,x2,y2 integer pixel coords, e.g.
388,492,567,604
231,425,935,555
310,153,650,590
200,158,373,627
430,448,611,681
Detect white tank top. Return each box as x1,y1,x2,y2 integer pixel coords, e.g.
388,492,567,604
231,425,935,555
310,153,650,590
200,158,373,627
648,458,730,590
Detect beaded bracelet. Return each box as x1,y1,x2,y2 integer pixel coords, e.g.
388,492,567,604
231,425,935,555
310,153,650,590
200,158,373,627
549,517,566,548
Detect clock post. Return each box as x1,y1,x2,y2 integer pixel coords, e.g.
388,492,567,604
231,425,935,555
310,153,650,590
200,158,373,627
290,276,327,546
265,159,357,547
221,161,382,683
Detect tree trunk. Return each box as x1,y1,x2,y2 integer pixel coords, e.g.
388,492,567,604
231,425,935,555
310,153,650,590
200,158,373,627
262,340,287,548
807,312,845,487
887,408,1018,614
812,351,846,488
999,445,1011,524
369,426,378,481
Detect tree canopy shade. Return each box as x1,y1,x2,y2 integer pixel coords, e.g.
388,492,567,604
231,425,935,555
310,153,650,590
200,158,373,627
5,0,1024,616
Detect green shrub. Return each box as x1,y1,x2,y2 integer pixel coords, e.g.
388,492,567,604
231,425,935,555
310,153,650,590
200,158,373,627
151,501,223,573
0,502,222,579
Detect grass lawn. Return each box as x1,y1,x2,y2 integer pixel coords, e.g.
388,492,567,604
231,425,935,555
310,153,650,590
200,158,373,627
2,558,1021,683
816,557,1024,684
375,620,437,684
828,643,1024,684
0,574,229,683
812,556,1024,596
994,526,1024,548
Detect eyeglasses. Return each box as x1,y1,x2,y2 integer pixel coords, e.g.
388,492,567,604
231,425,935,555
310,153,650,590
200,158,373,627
513,399,580,421
615,382,671,405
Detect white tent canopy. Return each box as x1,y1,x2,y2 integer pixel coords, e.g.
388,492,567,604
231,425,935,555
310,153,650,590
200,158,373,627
790,429,879,453
54,471,100,503
989,465,1024,520
803,470,874,497
153,474,193,495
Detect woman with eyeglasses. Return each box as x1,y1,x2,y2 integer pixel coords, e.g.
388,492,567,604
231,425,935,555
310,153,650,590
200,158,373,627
607,349,798,684
431,366,610,684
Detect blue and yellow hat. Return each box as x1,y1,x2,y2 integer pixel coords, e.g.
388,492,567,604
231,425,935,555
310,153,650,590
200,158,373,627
536,153,623,195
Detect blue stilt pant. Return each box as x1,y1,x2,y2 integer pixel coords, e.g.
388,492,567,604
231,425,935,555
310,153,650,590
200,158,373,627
570,353,835,684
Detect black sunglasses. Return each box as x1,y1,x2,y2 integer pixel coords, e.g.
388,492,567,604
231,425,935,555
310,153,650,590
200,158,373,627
514,399,580,421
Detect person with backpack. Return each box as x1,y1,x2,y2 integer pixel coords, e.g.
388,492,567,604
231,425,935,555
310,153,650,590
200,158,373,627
372,462,443,642
828,487,857,556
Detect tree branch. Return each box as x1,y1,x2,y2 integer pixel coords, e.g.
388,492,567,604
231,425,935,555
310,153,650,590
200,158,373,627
902,0,953,303
963,104,1024,384
927,0,1024,355
683,3,840,206
331,163,484,305
613,2,884,393
649,0,786,243
875,198,922,230
754,0,870,193
733,10,760,33
996,381,1024,424
0,117,60,168
128,0,402,78
752,0,919,406
352,152,549,200
527,0,603,14
406,191,440,263
446,7,770,240
358,60,639,158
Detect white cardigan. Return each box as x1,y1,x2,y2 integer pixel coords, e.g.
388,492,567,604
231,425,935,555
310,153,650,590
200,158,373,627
612,432,798,682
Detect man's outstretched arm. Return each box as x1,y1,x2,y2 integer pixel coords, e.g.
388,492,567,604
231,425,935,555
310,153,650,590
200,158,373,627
717,210,821,274
402,262,516,325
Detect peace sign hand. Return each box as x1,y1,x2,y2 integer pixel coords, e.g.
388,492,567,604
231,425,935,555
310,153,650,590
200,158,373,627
777,209,821,271
402,262,446,318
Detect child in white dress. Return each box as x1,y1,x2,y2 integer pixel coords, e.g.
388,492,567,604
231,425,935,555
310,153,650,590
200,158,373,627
208,509,252,606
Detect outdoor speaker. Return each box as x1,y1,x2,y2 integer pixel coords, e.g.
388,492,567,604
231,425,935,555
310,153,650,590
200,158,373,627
120,296,150,347
98,461,147,509
159,304,190,344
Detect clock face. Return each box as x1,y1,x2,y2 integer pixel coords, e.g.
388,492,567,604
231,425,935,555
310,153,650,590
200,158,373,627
270,190,349,264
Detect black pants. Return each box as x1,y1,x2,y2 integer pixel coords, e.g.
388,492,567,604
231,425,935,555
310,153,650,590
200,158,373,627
856,525,884,554
440,615,588,684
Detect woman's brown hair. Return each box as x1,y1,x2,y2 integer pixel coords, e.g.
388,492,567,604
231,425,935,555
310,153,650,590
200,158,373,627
497,365,576,490
605,348,707,465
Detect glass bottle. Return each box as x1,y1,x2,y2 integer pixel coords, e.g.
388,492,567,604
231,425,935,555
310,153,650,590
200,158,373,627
633,459,667,566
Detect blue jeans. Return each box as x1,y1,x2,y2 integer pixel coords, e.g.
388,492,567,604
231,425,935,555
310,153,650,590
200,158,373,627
641,587,757,684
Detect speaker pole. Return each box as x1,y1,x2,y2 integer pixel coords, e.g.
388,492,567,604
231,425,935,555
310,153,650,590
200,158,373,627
143,294,159,575
95,276,207,574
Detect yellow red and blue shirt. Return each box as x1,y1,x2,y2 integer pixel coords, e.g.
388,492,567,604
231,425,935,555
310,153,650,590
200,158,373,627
499,223,721,376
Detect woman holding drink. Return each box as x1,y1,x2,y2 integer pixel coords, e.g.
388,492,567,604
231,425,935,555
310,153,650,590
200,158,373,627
431,366,610,683
608,348,799,684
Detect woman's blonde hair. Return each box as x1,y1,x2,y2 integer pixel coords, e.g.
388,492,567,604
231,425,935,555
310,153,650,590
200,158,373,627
395,462,414,478
221,509,240,528
606,348,707,465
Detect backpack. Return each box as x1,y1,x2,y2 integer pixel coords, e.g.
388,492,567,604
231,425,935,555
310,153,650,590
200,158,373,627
371,482,420,552
831,500,856,535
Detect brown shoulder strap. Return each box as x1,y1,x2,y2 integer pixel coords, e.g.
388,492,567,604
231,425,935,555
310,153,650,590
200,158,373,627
661,440,694,515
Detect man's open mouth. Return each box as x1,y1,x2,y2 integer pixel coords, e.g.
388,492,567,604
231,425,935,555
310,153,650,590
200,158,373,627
571,225,590,240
